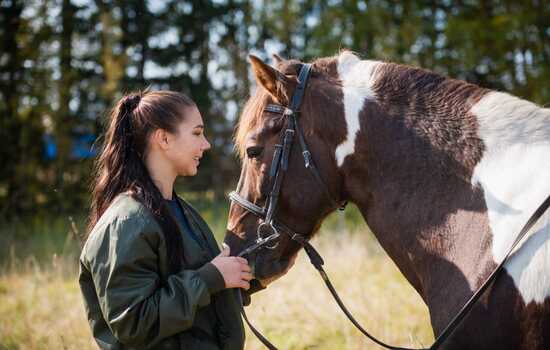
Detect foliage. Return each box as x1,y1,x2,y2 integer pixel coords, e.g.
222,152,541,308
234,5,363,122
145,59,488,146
1,0,549,221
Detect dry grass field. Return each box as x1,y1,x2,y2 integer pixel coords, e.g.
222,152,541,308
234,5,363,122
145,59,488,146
0,213,433,349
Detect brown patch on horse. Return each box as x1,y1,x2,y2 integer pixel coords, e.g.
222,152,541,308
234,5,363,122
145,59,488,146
371,62,490,175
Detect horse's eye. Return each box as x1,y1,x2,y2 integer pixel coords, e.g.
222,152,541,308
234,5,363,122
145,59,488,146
246,146,264,159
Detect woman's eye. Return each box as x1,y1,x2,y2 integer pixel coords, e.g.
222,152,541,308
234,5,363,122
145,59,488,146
246,146,263,159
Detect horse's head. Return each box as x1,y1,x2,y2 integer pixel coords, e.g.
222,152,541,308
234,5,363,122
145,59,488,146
224,54,347,284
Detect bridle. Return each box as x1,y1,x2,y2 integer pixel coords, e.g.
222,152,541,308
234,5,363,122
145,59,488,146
229,63,346,257
228,63,550,350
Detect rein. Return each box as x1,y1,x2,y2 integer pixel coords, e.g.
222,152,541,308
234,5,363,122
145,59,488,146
228,63,550,349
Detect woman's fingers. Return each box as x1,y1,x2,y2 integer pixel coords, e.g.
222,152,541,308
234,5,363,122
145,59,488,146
241,272,253,281
239,280,251,290
240,262,251,273
210,254,252,289
218,245,230,257
235,257,248,265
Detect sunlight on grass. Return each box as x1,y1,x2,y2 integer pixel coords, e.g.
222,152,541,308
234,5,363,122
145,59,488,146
0,202,433,349
0,231,433,349
242,231,433,349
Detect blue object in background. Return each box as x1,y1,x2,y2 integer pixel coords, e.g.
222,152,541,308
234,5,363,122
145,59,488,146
43,134,57,160
71,134,97,159
43,133,97,160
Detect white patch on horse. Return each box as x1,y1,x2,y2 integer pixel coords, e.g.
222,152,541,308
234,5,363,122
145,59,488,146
335,52,383,167
471,91,550,304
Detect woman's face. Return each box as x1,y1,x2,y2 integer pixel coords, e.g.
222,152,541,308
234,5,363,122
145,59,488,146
165,106,211,176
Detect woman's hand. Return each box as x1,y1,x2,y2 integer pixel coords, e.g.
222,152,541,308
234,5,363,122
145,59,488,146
211,245,252,290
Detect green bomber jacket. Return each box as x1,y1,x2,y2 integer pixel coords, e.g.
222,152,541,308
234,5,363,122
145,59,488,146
79,193,245,349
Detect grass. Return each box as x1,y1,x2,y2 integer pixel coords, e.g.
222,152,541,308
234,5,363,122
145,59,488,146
242,230,433,349
0,200,433,349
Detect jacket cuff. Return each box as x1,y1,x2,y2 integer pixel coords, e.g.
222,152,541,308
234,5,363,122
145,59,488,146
197,263,225,295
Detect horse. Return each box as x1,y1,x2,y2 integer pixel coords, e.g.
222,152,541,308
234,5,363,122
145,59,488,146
223,51,550,349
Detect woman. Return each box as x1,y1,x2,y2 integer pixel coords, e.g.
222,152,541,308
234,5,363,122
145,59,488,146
79,90,254,349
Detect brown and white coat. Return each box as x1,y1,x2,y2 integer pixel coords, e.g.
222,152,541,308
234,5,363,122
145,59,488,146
226,51,550,349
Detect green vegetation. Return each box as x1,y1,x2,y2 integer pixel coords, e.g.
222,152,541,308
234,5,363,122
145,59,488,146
0,193,366,269
2,1,549,219
0,202,432,349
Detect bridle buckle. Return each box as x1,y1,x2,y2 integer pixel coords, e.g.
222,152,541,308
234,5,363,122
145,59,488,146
256,222,280,249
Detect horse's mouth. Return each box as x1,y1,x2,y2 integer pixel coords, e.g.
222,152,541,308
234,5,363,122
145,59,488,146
253,254,290,283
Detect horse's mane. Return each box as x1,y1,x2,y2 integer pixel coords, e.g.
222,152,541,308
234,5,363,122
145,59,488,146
234,50,498,163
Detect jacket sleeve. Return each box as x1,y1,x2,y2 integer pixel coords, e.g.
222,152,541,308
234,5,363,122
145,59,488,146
82,215,225,348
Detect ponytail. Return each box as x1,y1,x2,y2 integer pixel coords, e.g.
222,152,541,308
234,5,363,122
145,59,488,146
87,90,196,274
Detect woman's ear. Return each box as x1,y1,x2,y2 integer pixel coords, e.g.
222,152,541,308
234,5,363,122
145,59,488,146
150,129,171,151
249,54,290,104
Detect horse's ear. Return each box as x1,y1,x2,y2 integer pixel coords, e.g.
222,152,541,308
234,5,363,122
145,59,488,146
272,53,284,64
249,54,289,102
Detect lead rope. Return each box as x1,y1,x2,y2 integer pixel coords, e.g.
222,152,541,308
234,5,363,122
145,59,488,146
233,62,550,349
292,235,420,350
236,290,278,350
429,192,550,349
239,193,550,350
301,193,550,350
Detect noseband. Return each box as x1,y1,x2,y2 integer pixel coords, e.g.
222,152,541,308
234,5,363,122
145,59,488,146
229,63,346,257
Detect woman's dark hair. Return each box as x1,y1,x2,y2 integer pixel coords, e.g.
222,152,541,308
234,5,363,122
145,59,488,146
87,90,196,274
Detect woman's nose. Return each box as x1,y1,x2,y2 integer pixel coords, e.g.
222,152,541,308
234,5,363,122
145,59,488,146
203,138,211,151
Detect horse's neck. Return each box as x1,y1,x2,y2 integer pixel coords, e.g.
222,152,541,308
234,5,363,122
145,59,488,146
353,177,494,321
338,66,550,322
342,111,492,313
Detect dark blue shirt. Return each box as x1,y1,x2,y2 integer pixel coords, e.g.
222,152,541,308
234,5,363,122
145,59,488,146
165,198,205,249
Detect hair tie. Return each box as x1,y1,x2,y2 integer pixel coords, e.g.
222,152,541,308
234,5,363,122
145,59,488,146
122,94,141,113
117,94,141,144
